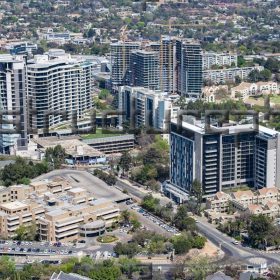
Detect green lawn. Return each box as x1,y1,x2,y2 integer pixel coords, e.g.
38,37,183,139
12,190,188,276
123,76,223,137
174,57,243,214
97,235,118,243
80,129,122,139
270,95,280,104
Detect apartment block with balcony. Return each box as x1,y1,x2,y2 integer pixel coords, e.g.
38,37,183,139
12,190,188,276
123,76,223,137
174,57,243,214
166,120,280,203
27,53,94,129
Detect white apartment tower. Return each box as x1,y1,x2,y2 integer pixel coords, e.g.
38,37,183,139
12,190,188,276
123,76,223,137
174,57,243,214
27,54,94,129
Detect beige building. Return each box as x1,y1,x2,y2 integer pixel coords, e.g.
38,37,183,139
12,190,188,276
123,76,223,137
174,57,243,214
203,85,230,103
0,179,120,241
205,187,280,222
231,81,279,100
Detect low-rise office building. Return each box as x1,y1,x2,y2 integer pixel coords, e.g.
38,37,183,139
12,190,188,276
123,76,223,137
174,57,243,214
0,179,120,241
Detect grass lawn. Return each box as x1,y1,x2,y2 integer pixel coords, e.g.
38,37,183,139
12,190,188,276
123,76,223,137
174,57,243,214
97,235,118,243
270,95,280,104
80,129,122,139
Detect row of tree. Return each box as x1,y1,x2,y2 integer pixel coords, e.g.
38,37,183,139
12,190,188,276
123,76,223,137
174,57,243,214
93,169,117,186
218,213,280,249
0,255,146,280
0,145,66,187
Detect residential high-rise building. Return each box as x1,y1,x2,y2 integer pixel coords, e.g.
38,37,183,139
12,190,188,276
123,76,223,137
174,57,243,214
202,52,238,70
129,50,159,90
180,42,203,98
165,120,280,203
27,54,94,129
150,36,177,93
110,41,140,88
118,86,179,131
0,55,27,153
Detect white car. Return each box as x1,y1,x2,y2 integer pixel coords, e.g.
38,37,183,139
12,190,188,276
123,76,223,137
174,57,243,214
232,240,239,245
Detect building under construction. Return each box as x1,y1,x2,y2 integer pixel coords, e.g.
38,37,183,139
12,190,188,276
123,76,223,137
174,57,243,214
110,41,140,88
129,50,159,90
110,37,202,98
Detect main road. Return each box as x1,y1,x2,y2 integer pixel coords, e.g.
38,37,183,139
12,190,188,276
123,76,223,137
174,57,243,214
196,217,280,265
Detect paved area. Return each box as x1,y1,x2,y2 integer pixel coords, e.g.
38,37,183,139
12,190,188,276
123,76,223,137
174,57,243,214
196,216,280,265
33,169,130,203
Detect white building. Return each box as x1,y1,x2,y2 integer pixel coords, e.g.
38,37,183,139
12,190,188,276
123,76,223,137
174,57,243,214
118,86,179,131
27,52,94,129
203,52,238,70
0,55,27,153
203,66,264,84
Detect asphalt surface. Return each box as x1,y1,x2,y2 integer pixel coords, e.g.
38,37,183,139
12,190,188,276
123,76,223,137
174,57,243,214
33,169,130,203
196,217,280,265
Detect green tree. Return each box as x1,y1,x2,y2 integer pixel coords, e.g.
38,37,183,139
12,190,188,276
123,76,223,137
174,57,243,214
248,215,274,248
118,257,140,278
192,179,203,215
119,151,132,175
14,223,38,241
171,234,193,254
45,145,66,169
174,209,196,231
0,256,16,279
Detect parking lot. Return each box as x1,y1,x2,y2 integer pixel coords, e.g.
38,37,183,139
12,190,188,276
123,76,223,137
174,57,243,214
129,203,179,235
0,239,77,257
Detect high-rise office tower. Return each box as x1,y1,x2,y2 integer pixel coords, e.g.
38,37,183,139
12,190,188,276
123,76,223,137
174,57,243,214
110,41,140,88
165,120,280,203
0,55,27,153
180,42,202,98
27,54,94,129
129,50,159,90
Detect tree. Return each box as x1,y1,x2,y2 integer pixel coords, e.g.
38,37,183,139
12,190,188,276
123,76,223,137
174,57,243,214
131,218,141,231
119,151,132,175
120,210,131,225
0,256,16,279
118,257,140,278
248,215,274,248
171,234,193,254
45,145,66,169
248,69,261,82
185,256,217,280
14,223,38,241
264,58,280,73
192,179,203,215
260,69,272,81
143,148,162,165
174,205,196,231
235,75,242,84
114,242,140,257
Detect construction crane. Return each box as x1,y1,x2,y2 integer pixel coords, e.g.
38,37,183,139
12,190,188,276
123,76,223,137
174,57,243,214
120,25,128,42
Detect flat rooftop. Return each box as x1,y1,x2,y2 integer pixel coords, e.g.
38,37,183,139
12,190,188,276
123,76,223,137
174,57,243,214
171,118,280,136
32,138,104,157
1,201,28,210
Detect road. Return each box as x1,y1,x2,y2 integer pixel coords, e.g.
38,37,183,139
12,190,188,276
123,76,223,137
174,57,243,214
196,217,280,265
116,178,174,206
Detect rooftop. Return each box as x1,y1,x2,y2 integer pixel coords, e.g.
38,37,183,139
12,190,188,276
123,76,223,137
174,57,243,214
1,201,28,210
32,138,104,158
